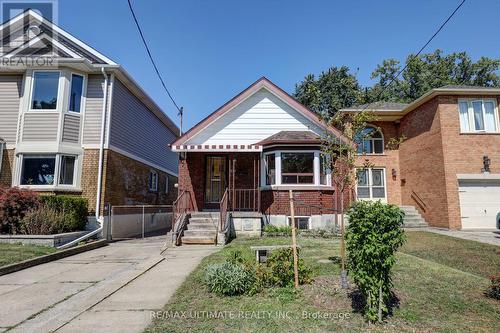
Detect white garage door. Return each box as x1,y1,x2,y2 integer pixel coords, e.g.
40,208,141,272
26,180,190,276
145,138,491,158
458,179,500,229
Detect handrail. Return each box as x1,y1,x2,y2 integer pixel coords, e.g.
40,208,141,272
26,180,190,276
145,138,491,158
219,188,229,232
171,190,194,243
410,190,427,213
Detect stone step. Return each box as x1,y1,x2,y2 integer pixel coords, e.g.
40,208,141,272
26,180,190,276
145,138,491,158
189,217,219,224
400,206,419,213
186,223,217,230
183,230,217,237
403,222,428,228
190,212,219,218
182,236,216,245
403,217,426,223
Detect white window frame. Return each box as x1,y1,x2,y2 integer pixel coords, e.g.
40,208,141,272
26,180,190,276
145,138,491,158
261,150,331,187
149,170,158,192
28,70,63,112
17,153,79,189
357,126,384,155
356,168,387,202
68,73,85,114
458,98,499,133
287,216,311,230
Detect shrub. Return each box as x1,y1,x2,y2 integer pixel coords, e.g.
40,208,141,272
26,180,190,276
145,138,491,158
204,261,255,296
265,248,312,288
263,225,292,235
346,201,406,322
0,186,40,234
486,275,500,300
40,195,88,232
20,206,66,235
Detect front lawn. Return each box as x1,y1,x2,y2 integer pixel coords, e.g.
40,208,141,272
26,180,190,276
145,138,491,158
0,243,56,267
147,232,500,333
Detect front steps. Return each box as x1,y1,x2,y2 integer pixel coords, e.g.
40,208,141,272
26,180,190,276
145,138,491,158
181,212,219,245
400,206,429,228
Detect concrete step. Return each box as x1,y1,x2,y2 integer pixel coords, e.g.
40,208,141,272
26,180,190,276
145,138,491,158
403,222,429,228
186,223,217,230
189,217,219,224
183,230,217,237
190,212,219,218
403,217,426,223
182,236,216,245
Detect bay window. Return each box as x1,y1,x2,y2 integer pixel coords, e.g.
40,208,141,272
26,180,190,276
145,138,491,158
20,154,78,187
69,74,84,113
356,168,386,200
262,151,331,186
458,99,498,133
31,71,60,110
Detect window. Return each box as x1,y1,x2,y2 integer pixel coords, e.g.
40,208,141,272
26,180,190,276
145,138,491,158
59,155,76,185
31,71,59,110
287,216,311,230
165,176,169,194
149,170,158,192
265,153,276,185
356,168,386,200
357,127,384,154
21,155,56,185
0,140,4,174
281,152,314,184
459,99,498,133
320,155,328,185
69,74,84,113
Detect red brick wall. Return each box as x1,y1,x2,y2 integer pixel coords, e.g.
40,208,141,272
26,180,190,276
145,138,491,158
0,149,14,187
260,189,336,216
398,98,450,228
437,95,500,229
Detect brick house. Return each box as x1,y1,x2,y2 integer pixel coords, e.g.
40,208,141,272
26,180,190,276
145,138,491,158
0,10,179,224
342,86,500,230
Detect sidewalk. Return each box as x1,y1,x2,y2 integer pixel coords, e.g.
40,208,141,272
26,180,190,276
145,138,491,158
0,236,218,333
423,228,500,246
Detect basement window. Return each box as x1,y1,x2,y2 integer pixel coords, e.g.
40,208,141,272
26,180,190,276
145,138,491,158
287,216,311,230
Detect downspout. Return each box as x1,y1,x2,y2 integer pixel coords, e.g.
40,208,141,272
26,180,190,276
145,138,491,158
58,67,109,249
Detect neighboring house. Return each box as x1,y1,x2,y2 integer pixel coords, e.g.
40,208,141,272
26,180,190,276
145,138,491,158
342,86,500,230
0,10,179,219
171,77,346,243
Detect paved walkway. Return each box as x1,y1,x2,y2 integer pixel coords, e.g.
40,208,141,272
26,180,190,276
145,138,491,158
0,236,219,333
424,228,500,246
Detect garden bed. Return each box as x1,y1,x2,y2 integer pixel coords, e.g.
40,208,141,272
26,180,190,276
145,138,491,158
146,233,499,333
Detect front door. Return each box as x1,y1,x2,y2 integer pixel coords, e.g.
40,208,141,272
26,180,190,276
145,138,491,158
205,156,227,205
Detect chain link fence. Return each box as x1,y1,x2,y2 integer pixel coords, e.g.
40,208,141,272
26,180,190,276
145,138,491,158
108,205,173,240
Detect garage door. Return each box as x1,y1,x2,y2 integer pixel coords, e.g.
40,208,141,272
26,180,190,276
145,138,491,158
458,179,500,229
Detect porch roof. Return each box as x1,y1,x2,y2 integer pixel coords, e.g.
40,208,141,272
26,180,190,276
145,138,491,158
257,131,322,146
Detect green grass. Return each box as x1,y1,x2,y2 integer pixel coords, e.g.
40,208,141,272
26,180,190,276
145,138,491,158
146,232,500,333
0,243,56,267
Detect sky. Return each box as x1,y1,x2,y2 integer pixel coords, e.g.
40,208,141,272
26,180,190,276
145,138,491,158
51,0,500,130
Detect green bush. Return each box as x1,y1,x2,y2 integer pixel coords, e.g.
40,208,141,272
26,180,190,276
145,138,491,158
20,206,66,235
40,195,88,232
263,224,292,235
204,261,255,296
0,186,40,234
486,275,500,300
346,201,406,322
265,248,312,288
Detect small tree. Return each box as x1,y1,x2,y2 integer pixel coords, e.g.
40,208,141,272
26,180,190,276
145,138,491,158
321,109,375,288
345,201,406,322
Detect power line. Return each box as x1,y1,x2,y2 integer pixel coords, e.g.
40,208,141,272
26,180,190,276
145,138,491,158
361,0,466,111
126,0,182,116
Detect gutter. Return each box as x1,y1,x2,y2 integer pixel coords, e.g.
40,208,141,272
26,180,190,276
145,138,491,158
58,67,109,249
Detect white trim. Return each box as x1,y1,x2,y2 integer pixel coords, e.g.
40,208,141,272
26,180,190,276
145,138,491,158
68,73,85,114
356,167,387,202
0,141,4,173
357,125,384,155
28,70,62,112
105,74,115,148
3,32,81,59
108,145,178,177
171,145,262,152
458,98,499,134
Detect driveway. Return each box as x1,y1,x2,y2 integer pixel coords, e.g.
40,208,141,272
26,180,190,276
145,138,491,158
0,236,218,333
425,228,500,246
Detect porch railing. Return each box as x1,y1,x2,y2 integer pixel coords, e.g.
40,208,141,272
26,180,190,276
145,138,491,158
172,190,194,234
230,188,260,212
219,188,229,232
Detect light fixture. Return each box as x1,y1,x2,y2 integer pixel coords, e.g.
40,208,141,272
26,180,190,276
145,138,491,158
391,168,397,179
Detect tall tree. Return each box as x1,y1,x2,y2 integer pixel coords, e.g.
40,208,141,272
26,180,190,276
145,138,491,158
295,66,362,121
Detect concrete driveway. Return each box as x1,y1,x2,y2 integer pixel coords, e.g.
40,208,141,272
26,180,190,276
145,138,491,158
0,236,218,333
425,228,500,246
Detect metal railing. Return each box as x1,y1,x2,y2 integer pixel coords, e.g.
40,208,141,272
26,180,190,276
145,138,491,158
109,205,173,240
219,188,229,232
410,190,427,213
230,188,260,212
171,190,195,244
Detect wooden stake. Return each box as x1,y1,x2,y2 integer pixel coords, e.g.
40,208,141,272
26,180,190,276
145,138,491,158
289,190,299,288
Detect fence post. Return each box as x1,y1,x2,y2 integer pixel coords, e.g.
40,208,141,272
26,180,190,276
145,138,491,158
289,190,299,289
142,205,145,239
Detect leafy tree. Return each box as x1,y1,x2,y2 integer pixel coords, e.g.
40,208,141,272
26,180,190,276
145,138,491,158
295,66,362,121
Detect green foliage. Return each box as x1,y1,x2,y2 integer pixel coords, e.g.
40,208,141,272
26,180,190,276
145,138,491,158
263,224,292,235
20,206,67,235
486,275,500,300
204,261,255,296
0,186,40,234
40,195,88,232
265,248,312,288
346,201,406,322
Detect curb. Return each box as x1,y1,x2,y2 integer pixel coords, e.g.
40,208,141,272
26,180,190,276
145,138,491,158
0,239,108,276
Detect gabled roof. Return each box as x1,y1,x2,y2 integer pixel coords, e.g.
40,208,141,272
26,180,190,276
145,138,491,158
257,131,321,146
0,9,179,135
172,77,346,147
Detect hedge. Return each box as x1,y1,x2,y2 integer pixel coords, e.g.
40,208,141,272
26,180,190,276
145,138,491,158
40,195,88,232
